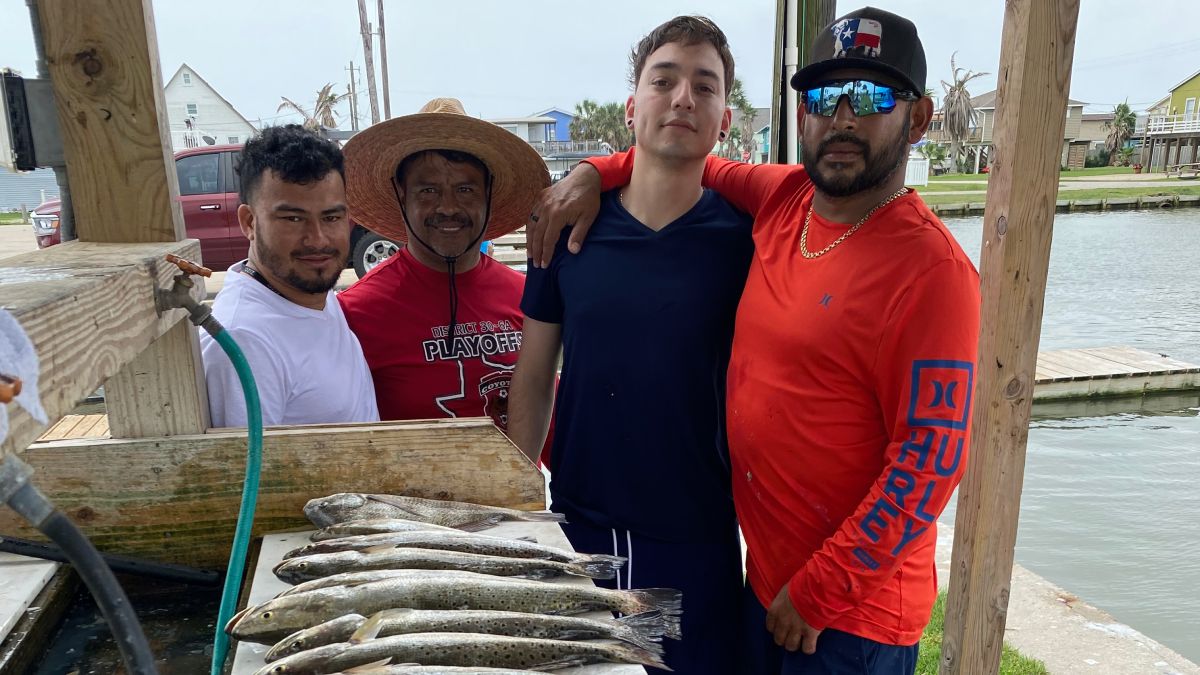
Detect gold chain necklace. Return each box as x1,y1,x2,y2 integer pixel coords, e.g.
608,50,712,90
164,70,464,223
800,187,909,259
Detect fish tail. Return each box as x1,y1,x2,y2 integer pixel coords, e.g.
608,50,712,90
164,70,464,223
616,610,667,647
623,588,683,640
608,642,672,670
573,556,623,580
511,510,567,522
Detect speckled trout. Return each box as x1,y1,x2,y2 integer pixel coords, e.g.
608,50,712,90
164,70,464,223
304,493,564,530
283,531,620,569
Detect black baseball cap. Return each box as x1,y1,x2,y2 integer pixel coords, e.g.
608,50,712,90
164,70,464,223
790,7,926,95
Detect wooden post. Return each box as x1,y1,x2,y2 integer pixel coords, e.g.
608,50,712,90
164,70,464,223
35,0,208,437
357,0,381,125
377,0,391,120
940,1,1081,673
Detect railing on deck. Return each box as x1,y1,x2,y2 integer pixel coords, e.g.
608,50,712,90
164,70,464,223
1146,114,1200,135
529,140,612,156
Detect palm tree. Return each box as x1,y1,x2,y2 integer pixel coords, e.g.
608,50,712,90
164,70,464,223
940,54,988,173
570,99,633,151
728,78,760,161
278,83,351,131
1104,101,1137,165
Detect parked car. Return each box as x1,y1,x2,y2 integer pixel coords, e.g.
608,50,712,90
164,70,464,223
29,144,399,276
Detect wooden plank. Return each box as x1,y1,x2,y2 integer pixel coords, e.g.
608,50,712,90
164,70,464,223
1033,351,1094,378
0,419,545,568
1087,346,1200,374
36,0,209,439
0,239,203,458
34,0,185,244
106,319,209,437
941,1,1082,673
0,554,58,644
0,568,78,675
1049,350,1143,376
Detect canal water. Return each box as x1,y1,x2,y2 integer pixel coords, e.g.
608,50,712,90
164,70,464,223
939,208,1200,662
27,208,1200,669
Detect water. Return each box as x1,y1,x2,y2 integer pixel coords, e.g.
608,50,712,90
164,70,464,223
940,209,1200,662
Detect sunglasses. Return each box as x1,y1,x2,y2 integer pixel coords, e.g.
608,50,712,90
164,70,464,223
802,80,918,117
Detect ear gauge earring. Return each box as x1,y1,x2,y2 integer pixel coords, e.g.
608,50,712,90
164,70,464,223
719,131,727,141
626,120,634,128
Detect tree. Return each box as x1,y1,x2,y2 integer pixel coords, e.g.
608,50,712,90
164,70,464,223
1104,100,1137,165
278,83,351,131
569,99,633,151
940,54,988,173
728,77,760,161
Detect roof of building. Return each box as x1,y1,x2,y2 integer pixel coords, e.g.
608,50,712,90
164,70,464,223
732,106,771,135
488,115,557,125
531,107,575,118
165,64,256,131
970,89,1085,109
1082,113,1115,122
1168,69,1200,93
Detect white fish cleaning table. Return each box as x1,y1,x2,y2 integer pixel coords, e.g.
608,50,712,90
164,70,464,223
232,521,648,674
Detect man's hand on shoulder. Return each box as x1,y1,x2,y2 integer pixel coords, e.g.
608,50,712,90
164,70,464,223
766,582,822,654
526,164,602,269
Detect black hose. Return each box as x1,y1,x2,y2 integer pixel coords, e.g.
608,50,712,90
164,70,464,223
7,482,158,675
0,535,221,586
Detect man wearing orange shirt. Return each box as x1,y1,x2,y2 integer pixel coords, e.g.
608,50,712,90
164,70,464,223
527,8,980,674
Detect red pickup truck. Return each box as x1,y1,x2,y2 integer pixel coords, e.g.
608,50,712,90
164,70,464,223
30,144,399,275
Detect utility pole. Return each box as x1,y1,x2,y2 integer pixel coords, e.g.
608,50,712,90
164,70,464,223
772,0,836,164
377,0,391,119
345,61,361,131
356,0,380,125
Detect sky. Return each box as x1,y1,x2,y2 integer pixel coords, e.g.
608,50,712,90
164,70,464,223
2,0,1198,129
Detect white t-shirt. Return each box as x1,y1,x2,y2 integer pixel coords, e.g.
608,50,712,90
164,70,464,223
200,270,380,427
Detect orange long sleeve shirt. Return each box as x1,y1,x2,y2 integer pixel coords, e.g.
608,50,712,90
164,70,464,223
586,151,980,645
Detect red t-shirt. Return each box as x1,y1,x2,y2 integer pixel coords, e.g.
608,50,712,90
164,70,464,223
338,248,525,430
587,151,980,645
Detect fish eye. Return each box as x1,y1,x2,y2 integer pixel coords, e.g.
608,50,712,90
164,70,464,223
262,611,273,619
297,562,308,569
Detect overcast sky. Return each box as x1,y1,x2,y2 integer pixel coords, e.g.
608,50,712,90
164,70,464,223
2,0,1197,128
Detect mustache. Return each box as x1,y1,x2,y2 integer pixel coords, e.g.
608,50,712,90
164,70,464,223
424,213,473,229
817,132,870,157
290,247,340,257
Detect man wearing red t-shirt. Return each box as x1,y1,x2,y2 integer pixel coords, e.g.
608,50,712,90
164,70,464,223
338,98,548,430
527,8,980,674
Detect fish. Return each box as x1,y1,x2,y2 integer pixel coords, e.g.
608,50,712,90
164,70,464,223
274,546,622,584
278,569,531,598
265,608,667,661
330,666,544,675
227,574,682,645
283,531,620,570
304,493,565,530
252,631,669,674
311,518,479,541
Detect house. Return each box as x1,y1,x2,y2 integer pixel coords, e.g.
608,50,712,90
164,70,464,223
925,90,1088,171
163,64,257,152
1141,70,1200,170
717,107,771,163
530,108,574,143
0,166,59,211
488,114,558,145
1079,112,1114,157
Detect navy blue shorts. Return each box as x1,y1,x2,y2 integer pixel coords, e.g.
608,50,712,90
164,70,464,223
559,516,744,675
739,581,919,675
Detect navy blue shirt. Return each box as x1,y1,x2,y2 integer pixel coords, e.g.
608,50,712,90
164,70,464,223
522,189,753,542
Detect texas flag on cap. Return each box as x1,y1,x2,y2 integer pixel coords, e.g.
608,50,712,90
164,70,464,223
832,18,883,58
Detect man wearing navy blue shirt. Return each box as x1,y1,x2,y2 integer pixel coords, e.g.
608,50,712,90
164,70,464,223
507,16,752,675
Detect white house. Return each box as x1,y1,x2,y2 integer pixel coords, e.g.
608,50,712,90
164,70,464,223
163,64,257,151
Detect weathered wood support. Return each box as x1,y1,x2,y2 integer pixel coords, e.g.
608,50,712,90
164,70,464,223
940,1,1082,673
34,0,207,437
0,419,545,568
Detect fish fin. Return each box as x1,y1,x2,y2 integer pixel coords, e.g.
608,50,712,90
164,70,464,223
572,558,620,580
364,493,419,514
607,642,672,670
360,544,400,555
514,535,539,543
520,568,563,580
349,611,388,643
531,657,590,671
513,510,567,522
454,514,505,531
616,610,668,643
340,659,396,671
625,588,683,639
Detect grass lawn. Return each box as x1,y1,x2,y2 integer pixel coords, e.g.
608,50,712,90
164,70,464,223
931,166,1147,181
910,182,989,192
0,212,29,225
917,592,1049,675
917,185,1200,207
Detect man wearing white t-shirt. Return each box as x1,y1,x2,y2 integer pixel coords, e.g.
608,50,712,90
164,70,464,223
200,125,379,427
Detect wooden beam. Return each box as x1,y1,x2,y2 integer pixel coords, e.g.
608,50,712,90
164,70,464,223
0,419,546,568
34,0,209,438
940,1,1081,674
0,568,78,675
34,0,184,244
0,239,203,458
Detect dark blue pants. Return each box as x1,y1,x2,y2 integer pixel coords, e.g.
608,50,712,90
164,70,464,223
739,581,919,675
559,517,743,675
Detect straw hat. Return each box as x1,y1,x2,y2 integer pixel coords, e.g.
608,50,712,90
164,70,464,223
344,98,550,243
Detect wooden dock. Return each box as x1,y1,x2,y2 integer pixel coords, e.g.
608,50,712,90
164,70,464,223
1034,347,1200,400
